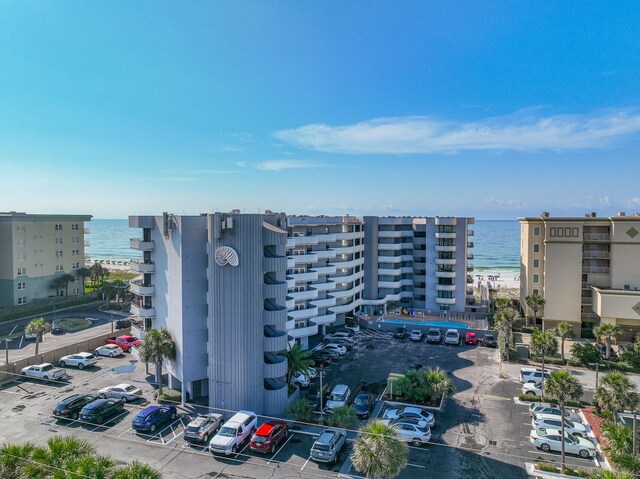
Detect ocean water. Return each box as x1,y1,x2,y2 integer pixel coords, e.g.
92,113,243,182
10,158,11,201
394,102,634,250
86,219,521,272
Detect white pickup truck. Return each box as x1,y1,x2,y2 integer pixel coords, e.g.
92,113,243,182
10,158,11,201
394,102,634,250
21,363,67,380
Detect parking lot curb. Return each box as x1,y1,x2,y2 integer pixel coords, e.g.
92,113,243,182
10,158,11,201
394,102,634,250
499,359,508,379
525,462,583,478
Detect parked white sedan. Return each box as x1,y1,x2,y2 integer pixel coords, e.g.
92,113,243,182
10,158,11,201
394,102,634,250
522,382,543,397
318,344,347,356
383,407,435,427
389,420,431,446
530,428,596,458
93,344,124,357
98,383,142,402
59,352,97,369
532,414,590,438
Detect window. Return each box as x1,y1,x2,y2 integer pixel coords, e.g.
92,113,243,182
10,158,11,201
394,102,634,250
56,264,64,271
16,238,26,247
533,226,540,236
533,288,539,295
17,296,27,305
533,259,539,268
18,253,26,261
56,251,63,258
438,225,454,233
16,224,25,232
72,236,79,244
72,224,79,230
73,287,80,295
55,237,63,245
533,274,539,283
17,282,26,290
72,249,79,256
55,224,63,231
439,304,450,311
294,303,305,310
533,244,540,253
73,262,80,269
17,267,26,275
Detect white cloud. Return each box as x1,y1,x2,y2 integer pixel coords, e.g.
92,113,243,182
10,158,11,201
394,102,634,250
257,160,324,171
629,197,640,207
274,109,640,154
599,196,612,206
485,198,530,210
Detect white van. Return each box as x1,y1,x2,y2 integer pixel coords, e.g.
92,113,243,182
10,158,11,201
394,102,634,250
209,410,257,455
325,384,351,412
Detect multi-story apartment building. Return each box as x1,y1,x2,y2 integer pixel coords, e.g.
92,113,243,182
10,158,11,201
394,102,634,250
0,211,92,307
520,212,640,339
362,216,475,315
129,212,289,416
129,212,476,413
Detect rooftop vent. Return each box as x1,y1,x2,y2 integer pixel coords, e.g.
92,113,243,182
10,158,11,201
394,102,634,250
618,211,626,216
541,211,550,218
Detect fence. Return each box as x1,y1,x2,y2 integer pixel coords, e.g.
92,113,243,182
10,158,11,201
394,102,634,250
0,327,131,383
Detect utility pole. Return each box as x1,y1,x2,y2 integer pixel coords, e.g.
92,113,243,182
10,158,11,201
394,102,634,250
5,338,8,365
111,312,114,334
634,409,637,456
319,369,325,425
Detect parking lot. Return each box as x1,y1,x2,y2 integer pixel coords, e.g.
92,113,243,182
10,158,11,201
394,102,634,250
0,325,606,479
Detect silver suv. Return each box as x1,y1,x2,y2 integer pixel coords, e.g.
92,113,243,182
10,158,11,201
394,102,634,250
184,413,223,444
310,428,347,463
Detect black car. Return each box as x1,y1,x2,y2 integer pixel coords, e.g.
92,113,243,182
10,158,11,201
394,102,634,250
305,384,331,411
51,326,66,335
310,353,332,368
78,398,125,425
482,333,497,348
115,319,131,329
53,393,97,420
426,328,442,343
352,392,376,418
393,327,407,339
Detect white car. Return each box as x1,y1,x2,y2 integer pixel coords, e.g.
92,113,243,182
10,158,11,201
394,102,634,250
520,367,551,384
444,329,460,345
290,371,310,388
98,383,143,402
410,330,423,342
522,382,543,397
318,344,347,356
328,331,353,339
383,407,435,427
59,352,97,369
532,414,590,438
389,421,431,446
93,344,124,357
530,428,596,458
303,367,317,379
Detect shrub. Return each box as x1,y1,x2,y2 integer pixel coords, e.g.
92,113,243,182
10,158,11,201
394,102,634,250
621,349,640,368
570,342,601,365
518,394,581,408
156,389,182,404
531,356,565,365
328,406,358,429
287,399,315,423
536,462,558,472
393,368,455,406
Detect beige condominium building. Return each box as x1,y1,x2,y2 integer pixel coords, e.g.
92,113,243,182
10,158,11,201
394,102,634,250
520,211,640,339
0,211,92,308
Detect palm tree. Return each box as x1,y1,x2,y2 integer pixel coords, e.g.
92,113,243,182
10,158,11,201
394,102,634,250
555,321,575,364
286,398,314,423
100,282,116,307
76,267,91,294
25,317,51,356
544,370,584,470
49,276,67,297
594,323,623,360
530,330,558,396
138,328,176,396
0,442,36,479
328,405,358,429
525,293,545,327
495,307,518,348
59,273,76,296
284,343,313,385
588,471,636,479
351,420,408,479
424,367,456,402
601,421,633,458
594,371,639,421
30,436,95,473
112,459,162,479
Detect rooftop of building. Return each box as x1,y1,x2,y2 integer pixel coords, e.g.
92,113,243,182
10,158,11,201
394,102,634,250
519,211,640,222
0,212,92,221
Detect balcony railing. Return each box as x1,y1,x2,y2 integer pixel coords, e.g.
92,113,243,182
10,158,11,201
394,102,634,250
581,313,600,322
84,241,90,247
467,253,474,260
582,251,610,259
583,233,610,241
84,228,91,234
582,266,610,275
467,242,474,248
467,230,474,236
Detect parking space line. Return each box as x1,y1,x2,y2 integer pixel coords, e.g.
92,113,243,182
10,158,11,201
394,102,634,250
407,463,426,468
234,442,249,459
300,456,311,471
117,427,133,437
267,434,293,464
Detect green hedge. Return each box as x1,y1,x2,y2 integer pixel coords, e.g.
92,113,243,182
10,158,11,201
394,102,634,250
518,394,582,408
156,389,182,404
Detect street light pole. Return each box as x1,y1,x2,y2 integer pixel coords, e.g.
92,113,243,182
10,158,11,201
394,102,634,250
320,369,324,425
111,312,114,334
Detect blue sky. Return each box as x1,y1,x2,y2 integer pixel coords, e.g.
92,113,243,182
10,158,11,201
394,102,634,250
1,1,639,219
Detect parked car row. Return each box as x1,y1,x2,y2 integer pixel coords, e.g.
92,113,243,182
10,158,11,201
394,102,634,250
393,327,497,347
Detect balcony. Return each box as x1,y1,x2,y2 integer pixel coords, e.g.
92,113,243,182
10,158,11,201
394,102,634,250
311,233,337,243
311,313,337,325
131,303,155,318
313,265,337,275
435,245,456,252
581,297,592,305
288,306,319,320
130,238,154,251
332,244,364,255
264,281,287,298
84,228,91,234
287,324,319,339
467,275,474,284
435,232,456,239
378,267,402,276
467,230,474,236
84,241,91,247
436,284,456,292
264,256,288,271
130,325,146,340
314,249,337,259
377,242,403,251
264,327,288,352
330,257,362,270
582,251,610,259
467,242,474,248
290,253,319,264
310,281,335,292
435,297,456,305
581,313,600,322
583,233,610,241
130,261,155,273
288,235,319,246
264,354,287,378
263,306,288,326
311,297,336,308
378,230,404,238
466,289,474,296
467,266,474,272
435,258,457,266
435,271,456,278
435,217,457,226
467,253,474,260
288,289,318,301
582,266,610,275
334,231,362,241
130,280,155,296
287,271,319,282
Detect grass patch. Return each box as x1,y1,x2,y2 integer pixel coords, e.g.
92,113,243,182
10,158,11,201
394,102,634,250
52,317,92,331
0,296,96,323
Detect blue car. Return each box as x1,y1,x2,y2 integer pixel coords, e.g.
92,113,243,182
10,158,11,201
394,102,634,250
131,405,178,433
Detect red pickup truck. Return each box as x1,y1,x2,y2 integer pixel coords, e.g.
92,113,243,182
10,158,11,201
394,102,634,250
105,335,142,352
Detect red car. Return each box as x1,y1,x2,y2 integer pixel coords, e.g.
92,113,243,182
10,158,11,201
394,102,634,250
464,332,477,345
249,421,288,453
105,335,142,352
